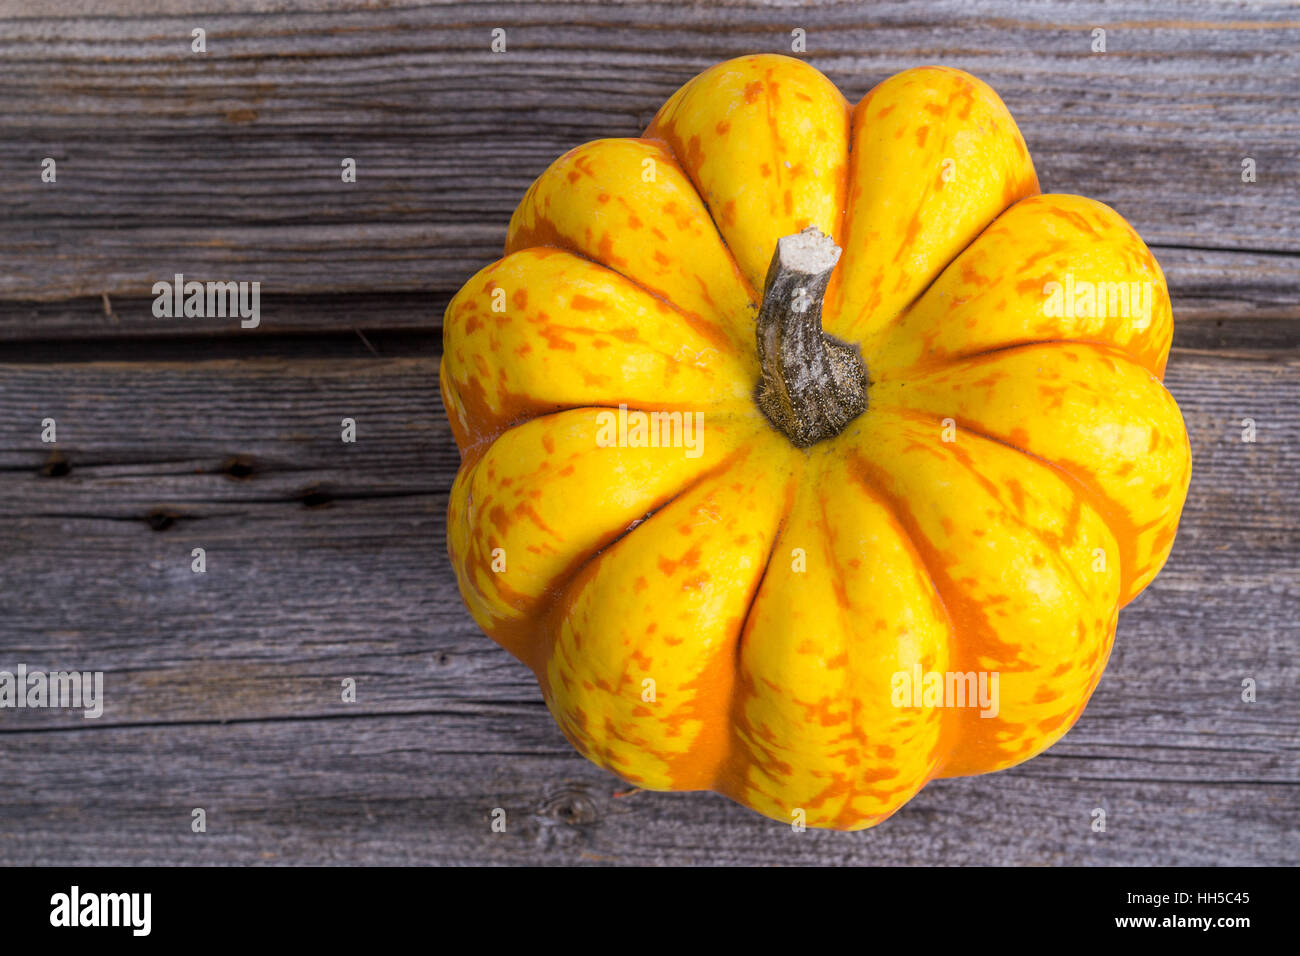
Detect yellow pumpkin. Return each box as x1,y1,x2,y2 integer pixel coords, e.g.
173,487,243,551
441,54,1190,829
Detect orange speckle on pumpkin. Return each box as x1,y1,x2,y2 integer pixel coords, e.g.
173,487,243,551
956,89,974,120
893,215,923,260
1005,479,1027,515
537,325,577,352
685,134,705,168
596,232,627,267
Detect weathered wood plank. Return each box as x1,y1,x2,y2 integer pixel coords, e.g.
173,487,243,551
0,242,1296,347
0,293,444,342
2,0,1297,304
0,355,454,483
0,353,1294,805
0,714,1294,865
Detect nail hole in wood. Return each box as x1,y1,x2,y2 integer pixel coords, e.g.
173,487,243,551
145,510,176,532
222,456,255,480
41,453,70,478
300,487,332,509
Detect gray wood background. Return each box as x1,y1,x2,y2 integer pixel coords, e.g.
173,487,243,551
0,0,1296,865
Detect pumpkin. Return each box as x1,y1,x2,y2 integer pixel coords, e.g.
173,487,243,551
441,54,1190,829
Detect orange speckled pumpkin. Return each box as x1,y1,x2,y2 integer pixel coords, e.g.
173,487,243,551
441,54,1190,829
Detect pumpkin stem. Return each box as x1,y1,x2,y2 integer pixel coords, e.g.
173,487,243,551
755,226,867,448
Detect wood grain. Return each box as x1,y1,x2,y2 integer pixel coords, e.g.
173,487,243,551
0,241,1296,346
0,350,1296,863
2,717,1294,866
0,0,1297,865
1,1,1298,307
